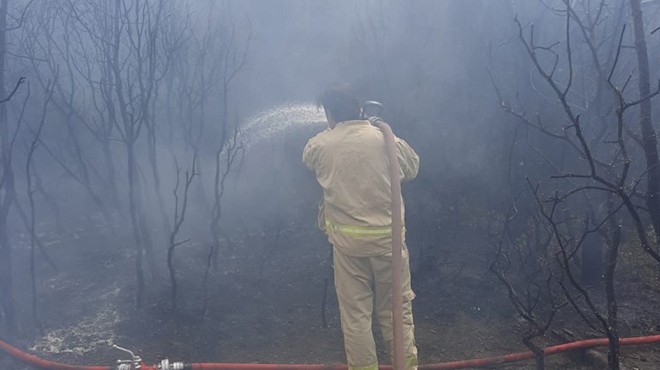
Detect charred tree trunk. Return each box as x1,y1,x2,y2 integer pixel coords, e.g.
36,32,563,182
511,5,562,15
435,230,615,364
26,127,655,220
167,157,196,311
127,141,146,308
26,80,55,334
604,193,622,370
581,231,603,285
0,0,15,334
629,0,660,248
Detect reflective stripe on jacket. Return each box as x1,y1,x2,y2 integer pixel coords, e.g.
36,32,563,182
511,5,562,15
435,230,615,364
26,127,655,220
325,219,394,237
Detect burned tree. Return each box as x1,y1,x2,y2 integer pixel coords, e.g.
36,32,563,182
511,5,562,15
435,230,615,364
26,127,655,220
25,77,55,333
628,0,660,247
0,0,32,335
491,1,660,368
203,126,242,318
167,156,197,311
18,1,116,224
204,7,249,269
489,201,562,369
61,0,187,307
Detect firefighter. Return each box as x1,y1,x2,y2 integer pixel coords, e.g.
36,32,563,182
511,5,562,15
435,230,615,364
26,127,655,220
303,86,420,370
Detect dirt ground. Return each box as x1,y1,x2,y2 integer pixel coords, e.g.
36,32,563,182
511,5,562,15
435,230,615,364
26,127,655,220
1,214,660,370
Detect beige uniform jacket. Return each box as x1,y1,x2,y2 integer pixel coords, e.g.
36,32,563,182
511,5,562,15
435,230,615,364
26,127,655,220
303,120,420,257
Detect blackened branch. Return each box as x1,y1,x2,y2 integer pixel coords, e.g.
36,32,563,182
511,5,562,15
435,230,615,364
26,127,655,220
0,77,25,104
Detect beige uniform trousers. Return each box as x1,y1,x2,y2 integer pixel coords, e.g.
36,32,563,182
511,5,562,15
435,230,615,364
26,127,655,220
333,246,418,370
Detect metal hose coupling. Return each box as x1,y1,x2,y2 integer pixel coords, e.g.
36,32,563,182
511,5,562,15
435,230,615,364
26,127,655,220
158,358,187,369
113,344,142,369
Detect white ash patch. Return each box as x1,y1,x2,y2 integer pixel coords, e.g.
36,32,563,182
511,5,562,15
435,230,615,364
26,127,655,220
30,305,121,356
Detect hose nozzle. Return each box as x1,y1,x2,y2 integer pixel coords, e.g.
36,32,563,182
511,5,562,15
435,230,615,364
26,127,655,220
361,100,384,120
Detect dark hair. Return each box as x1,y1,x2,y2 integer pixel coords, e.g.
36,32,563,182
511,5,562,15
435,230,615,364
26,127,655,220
317,85,361,123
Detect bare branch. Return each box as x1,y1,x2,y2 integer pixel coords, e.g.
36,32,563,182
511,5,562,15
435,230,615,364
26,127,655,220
0,77,25,104
3,0,35,32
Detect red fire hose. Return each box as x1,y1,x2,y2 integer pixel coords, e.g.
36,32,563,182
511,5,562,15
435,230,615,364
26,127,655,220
419,334,660,369
2,334,660,370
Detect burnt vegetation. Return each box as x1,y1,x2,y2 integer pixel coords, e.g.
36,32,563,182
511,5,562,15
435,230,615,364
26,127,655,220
0,1,658,369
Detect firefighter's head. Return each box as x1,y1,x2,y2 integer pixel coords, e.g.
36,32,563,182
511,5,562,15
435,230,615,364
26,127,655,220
318,85,361,128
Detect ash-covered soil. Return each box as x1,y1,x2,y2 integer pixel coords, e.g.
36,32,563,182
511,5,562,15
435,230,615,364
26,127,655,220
2,215,660,370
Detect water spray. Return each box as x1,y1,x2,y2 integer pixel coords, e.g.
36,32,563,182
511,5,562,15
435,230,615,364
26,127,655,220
240,104,326,148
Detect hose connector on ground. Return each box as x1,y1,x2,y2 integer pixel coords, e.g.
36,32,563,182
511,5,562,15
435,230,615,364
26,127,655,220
157,358,187,369
113,344,142,369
